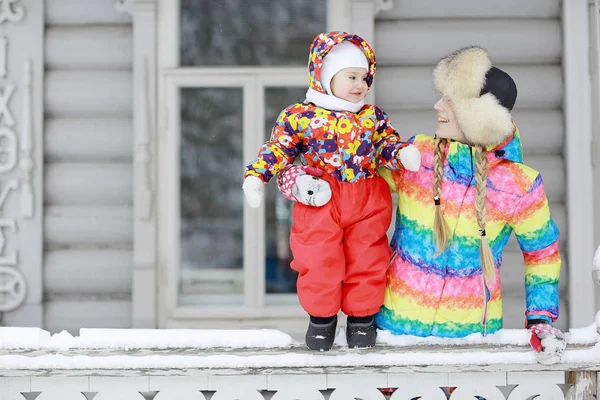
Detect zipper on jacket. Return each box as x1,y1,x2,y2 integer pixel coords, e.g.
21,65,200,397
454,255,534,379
481,275,490,336
471,146,488,334
469,147,474,177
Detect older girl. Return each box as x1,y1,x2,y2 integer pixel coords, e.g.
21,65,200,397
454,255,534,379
375,46,565,365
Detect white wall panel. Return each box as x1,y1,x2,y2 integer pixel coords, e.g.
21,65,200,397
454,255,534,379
376,65,562,110
46,0,132,25
45,163,132,206
45,250,133,294
44,300,132,334
376,20,561,66
376,0,560,20
45,118,133,162
45,71,133,117
43,0,136,334
44,206,133,248
46,26,133,69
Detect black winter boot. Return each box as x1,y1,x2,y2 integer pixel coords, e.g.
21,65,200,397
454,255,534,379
346,315,377,349
305,315,338,351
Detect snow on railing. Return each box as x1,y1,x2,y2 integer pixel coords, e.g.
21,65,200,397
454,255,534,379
0,324,598,399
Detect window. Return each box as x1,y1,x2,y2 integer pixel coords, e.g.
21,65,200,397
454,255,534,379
158,0,329,326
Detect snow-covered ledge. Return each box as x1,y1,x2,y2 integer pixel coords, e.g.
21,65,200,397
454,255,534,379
0,324,598,399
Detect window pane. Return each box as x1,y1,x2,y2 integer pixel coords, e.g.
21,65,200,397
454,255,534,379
179,87,244,306
180,0,326,66
264,87,306,300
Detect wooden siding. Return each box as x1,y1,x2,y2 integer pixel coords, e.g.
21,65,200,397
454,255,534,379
44,300,132,334
376,0,566,329
376,0,560,20
375,20,561,65
46,26,133,70
376,65,562,110
45,118,133,162
44,0,133,333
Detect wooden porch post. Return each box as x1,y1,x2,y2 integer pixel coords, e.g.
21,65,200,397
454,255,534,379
115,0,158,328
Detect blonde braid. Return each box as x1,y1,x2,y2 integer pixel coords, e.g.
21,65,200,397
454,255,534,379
474,146,496,285
432,137,449,255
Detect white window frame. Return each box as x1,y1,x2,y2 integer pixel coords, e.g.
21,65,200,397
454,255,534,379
159,68,309,322
152,0,383,329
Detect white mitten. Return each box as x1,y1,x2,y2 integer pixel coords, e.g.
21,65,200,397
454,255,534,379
399,144,421,172
528,321,566,365
242,176,265,208
277,165,332,207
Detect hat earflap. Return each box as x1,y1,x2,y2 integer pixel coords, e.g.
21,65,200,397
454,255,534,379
452,93,514,146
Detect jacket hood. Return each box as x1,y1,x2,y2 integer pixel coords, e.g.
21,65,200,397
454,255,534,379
442,125,522,186
486,124,522,165
308,31,376,94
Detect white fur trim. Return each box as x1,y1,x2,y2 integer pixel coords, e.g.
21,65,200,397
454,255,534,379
305,88,364,113
433,47,491,99
433,47,513,146
452,93,514,146
321,41,369,95
399,144,421,172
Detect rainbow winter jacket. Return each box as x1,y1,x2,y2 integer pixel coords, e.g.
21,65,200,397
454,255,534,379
375,130,561,337
244,31,410,183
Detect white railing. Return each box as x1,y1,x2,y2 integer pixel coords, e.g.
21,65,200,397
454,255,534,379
0,324,598,400
0,249,597,399
0,367,592,399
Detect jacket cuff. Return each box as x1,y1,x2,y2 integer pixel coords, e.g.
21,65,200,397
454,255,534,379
525,314,553,327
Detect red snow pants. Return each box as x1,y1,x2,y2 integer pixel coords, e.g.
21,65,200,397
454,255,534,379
290,175,393,318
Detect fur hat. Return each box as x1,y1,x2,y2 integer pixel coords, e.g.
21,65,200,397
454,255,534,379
433,46,517,146
320,41,369,95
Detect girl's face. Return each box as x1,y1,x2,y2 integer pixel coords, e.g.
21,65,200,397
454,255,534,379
434,97,466,142
330,67,369,103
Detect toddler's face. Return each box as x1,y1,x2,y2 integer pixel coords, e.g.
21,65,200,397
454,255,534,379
330,68,368,103
434,97,466,142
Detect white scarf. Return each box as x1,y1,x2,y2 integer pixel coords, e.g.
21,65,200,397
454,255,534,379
305,88,365,113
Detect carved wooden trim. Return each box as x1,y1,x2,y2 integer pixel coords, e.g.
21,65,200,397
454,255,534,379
136,57,152,220
113,0,133,16
0,0,24,24
20,60,33,218
0,36,7,77
375,0,393,14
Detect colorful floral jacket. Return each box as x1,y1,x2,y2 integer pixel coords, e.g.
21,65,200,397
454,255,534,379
375,130,561,337
244,31,410,183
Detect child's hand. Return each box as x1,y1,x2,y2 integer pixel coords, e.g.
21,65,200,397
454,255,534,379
527,320,566,365
242,176,265,208
277,165,332,207
399,144,421,171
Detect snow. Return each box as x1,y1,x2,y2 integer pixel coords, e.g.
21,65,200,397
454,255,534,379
6,324,597,352
0,323,597,370
0,351,544,370
0,328,293,350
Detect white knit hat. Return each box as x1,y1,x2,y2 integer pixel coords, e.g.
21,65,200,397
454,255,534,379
320,41,369,95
